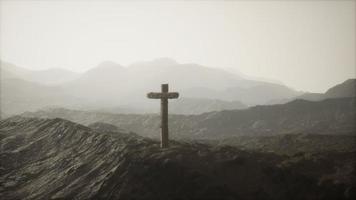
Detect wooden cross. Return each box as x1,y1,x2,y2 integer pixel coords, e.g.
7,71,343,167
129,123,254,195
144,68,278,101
147,84,179,148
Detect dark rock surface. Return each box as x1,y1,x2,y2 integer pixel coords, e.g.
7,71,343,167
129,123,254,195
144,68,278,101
1,117,355,200
213,134,356,156
88,122,129,133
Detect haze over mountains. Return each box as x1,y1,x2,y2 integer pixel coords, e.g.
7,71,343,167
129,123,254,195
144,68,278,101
1,1,355,199
0,58,309,116
2,58,355,117
1,59,355,200
25,97,356,140
0,61,80,85
2,72,355,200
9,83,353,199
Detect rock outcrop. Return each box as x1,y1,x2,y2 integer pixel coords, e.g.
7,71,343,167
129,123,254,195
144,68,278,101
0,117,354,200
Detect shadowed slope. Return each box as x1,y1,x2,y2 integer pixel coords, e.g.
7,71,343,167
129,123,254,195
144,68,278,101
1,117,351,199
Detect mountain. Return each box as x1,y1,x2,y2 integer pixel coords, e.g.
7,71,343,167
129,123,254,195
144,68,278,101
169,98,247,115
0,76,246,115
1,58,302,115
24,97,356,140
298,79,356,101
224,83,300,105
324,79,356,99
186,97,355,139
0,61,82,114
92,98,247,115
181,83,301,106
297,93,325,102
0,61,79,85
0,76,98,115
62,58,250,108
67,58,301,106
127,58,245,90
1,117,354,199
0,78,68,114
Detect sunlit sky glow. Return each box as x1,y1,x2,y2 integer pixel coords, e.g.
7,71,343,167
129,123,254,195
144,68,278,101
0,0,355,92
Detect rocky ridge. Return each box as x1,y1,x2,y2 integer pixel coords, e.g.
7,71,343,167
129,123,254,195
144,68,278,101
1,117,355,199
24,97,356,140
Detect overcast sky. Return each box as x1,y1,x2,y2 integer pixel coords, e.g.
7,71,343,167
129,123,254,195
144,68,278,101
0,0,355,92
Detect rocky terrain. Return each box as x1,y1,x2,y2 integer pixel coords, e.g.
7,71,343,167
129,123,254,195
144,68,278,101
24,97,356,139
2,74,355,199
211,134,356,156
1,117,355,200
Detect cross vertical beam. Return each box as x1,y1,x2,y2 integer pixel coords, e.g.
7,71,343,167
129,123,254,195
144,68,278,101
161,84,169,148
147,84,179,148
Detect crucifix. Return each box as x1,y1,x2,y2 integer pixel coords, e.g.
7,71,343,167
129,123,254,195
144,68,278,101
147,84,179,148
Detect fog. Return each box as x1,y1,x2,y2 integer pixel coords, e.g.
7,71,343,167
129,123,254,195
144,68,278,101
0,0,355,93
1,2,356,199
1,0,355,117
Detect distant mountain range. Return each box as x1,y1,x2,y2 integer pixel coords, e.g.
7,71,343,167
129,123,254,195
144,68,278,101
24,97,356,140
17,76,355,139
170,98,246,115
0,61,80,85
1,59,355,116
2,59,355,200
2,61,355,199
1,58,304,115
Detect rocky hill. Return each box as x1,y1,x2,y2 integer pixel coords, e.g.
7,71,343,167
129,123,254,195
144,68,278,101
298,79,356,102
211,134,356,156
1,117,355,200
324,79,356,99
186,97,356,139
24,97,356,139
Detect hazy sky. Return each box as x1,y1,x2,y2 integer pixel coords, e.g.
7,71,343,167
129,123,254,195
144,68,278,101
0,0,355,92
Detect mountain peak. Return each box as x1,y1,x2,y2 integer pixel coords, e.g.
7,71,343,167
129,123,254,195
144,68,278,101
343,78,356,84
85,61,125,75
96,61,124,69
324,78,356,98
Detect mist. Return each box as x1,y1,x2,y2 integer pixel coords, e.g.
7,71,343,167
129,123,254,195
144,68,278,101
1,1,356,200
1,0,355,93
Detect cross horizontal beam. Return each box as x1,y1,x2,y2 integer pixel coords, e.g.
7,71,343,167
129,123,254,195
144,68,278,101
147,92,179,99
